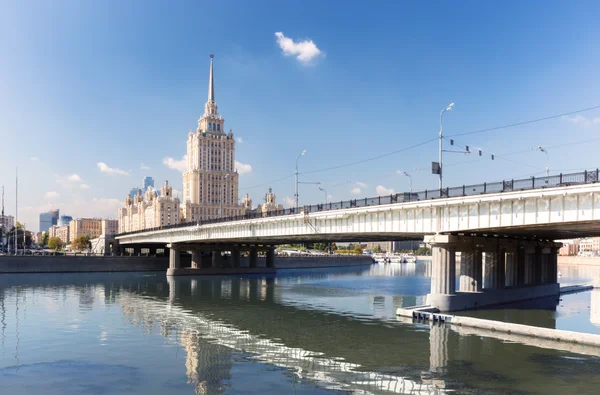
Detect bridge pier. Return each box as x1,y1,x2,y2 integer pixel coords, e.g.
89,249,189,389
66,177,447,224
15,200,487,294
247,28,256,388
249,248,258,268
425,235,561,312
459,250,482,292
165,243,276,276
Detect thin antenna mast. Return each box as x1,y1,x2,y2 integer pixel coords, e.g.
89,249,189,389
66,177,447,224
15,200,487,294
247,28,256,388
15,167,18,255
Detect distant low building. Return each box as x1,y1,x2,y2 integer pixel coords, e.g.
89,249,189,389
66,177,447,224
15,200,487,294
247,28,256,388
69,218,102,243
1,214,14,231
49,225,70,245
101,219,118,236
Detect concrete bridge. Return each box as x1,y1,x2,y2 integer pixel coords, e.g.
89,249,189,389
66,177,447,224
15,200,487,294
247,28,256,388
115,170,600,311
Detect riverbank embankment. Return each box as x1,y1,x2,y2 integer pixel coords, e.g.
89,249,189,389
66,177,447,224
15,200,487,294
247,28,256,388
0,255,373,274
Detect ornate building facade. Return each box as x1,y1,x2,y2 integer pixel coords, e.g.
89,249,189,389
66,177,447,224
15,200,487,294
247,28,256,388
257,188,284,216
182,54,243,222
118,181,180,233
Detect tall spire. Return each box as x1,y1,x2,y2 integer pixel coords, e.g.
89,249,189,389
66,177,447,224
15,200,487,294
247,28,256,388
208,53,215,103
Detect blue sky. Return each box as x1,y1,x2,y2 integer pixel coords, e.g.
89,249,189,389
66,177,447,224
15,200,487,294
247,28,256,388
2,1,600,231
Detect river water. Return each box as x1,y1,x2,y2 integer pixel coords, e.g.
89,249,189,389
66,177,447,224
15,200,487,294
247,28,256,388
1,262,600,394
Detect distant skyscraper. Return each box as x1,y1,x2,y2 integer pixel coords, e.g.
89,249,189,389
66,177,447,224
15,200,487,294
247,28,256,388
58,215,73,227
143,176,154,191
129,187,140,199
39,209,59,233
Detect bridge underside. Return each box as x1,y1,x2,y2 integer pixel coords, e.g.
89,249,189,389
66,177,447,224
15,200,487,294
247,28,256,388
448,220,600,240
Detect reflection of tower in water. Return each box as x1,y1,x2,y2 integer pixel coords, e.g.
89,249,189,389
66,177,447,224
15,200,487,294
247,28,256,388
180,329,232,395
591,288,600,327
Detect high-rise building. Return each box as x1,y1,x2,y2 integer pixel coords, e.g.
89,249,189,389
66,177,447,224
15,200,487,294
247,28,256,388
58,215,73,227
39,209,60,233
143,177,154,191
129,187,140,199
182,54,243,222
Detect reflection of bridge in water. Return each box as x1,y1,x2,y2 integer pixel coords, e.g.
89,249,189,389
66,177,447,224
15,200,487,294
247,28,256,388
3,273,600,394
121,279,447,394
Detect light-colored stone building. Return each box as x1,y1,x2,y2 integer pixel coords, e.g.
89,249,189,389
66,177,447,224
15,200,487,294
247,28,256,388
101,219,118,236
257,188,284,216
49,225,70,245
69,218,102,243
241,193,254,214
0,214,14,231
118,181,180,233
181,54,243,222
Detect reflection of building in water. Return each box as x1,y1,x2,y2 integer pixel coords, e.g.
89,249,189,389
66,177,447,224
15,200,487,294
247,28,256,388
591,288,600,327
180,329,232,395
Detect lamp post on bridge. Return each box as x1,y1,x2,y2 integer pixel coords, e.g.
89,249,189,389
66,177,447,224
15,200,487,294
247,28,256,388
438,102,455,191
318,187,328,204
398,171,412,193
536,146,549,182
295,149,307,210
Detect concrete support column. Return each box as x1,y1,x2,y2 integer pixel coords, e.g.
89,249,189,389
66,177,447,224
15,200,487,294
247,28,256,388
505,252,518,287
525,253,535,285
266,247,276,269
540,253,549,284
191,248,201,269
212,250,221,269
169,245,180,269
249,248,258,268
549,248,559,284
459,250,482,292
496,249,506,290
133,246,141,256
533,248,543,285
148,247,157,256
516,248,526,286
430,244,456,295
231,247,241,268
483,252,501,289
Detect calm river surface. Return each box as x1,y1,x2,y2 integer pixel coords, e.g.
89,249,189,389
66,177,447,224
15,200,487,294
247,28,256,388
1,262,600,394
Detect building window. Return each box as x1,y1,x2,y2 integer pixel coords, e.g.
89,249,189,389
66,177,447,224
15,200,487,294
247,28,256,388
217,124,220,131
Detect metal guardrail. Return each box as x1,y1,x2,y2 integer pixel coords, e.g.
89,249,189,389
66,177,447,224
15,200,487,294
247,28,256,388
116,169,600,238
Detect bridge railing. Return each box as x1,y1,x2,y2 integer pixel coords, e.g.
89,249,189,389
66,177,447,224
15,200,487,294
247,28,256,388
116,168,600,237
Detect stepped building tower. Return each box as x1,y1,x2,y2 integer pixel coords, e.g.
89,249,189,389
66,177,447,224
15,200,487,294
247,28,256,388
182,54,243,221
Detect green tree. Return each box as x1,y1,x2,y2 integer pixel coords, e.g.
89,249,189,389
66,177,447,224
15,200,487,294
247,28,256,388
72,235,92,252
41,232,49,247
313,243,326,251
415,247,431,256
48,237,64,251
353,245,363,254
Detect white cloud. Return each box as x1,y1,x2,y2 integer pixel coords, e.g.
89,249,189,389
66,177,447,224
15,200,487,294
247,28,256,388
44,191,60,199
350,187,362,195
163,155,187,173
562,114,600,126
236,137,243,144
327,194,333,201
29,156,39,161
376,185,395,195
235,161,253,175
283,196,296,208
275,32,322,64
80,184,91,189
356,181,367,188
97,162,129,176
56,174,85,189
140,163,151,170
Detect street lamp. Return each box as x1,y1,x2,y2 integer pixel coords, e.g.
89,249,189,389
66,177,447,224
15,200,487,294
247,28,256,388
399,171,412,193
439,102,454,191
219,174,230,218
318,187,328,204
295,149,307,210
537,146,549,182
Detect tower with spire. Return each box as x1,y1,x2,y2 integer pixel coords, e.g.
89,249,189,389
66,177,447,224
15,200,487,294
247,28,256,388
182,54,242,221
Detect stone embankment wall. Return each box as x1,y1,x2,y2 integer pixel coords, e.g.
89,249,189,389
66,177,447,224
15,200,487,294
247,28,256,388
558,256,600,266
0,256,172,273
274,255,373,269
0,255,373,274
